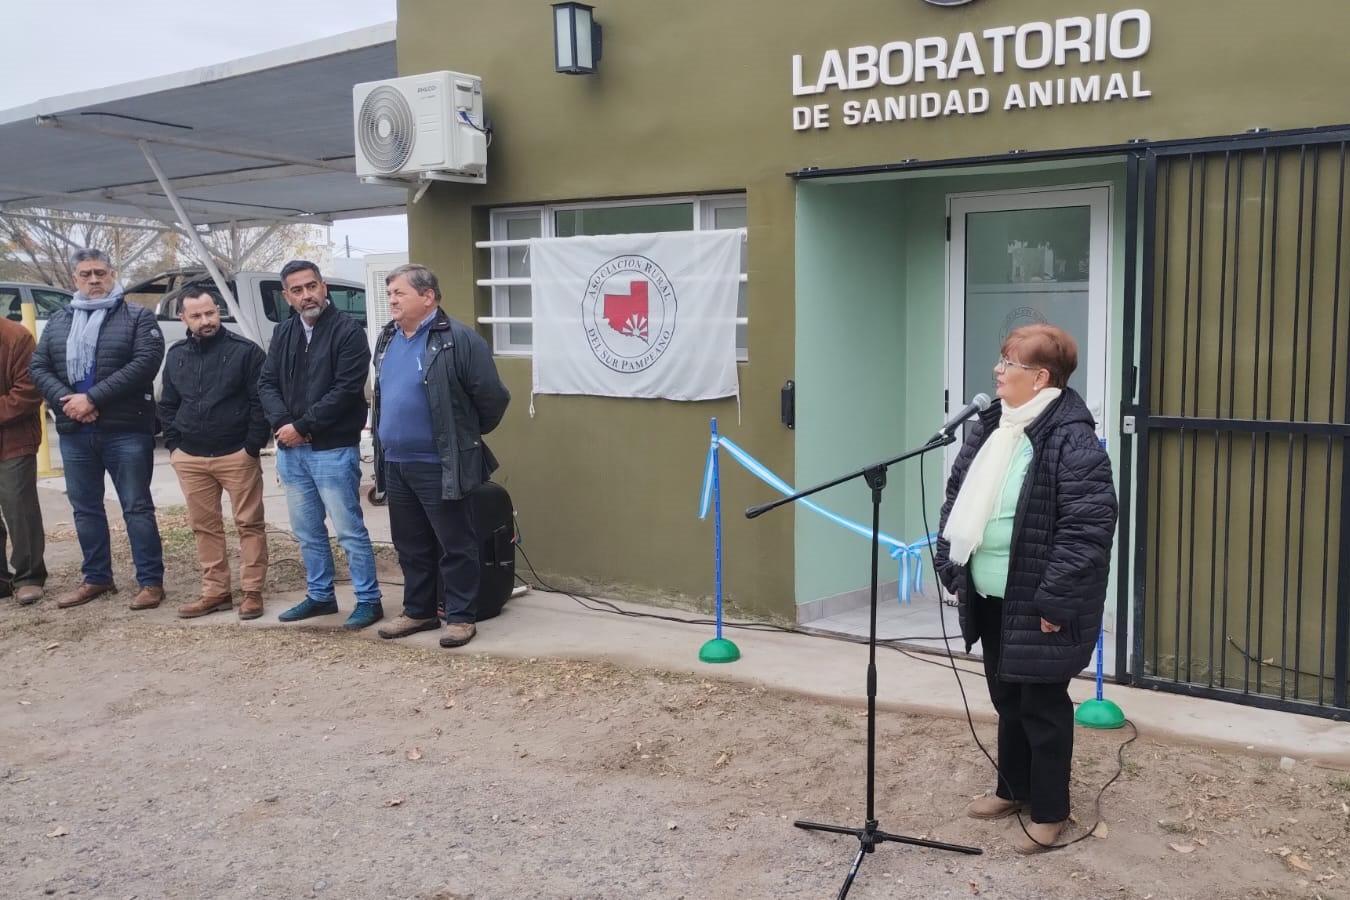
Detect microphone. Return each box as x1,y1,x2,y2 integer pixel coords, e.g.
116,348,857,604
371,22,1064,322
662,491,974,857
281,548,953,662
932,393,992,442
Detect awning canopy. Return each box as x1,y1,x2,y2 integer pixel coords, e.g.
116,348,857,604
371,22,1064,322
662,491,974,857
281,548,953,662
0,23,406,230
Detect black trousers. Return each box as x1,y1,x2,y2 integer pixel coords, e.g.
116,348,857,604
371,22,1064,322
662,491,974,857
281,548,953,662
975,593,1074,824
384,461,479,623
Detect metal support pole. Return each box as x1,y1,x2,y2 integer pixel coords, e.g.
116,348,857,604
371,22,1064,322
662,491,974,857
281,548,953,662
20,302,60,477
137,140,259,345
40,116,354,174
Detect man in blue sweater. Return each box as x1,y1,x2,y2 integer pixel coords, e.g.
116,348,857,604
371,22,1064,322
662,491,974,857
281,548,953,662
371,264,509,648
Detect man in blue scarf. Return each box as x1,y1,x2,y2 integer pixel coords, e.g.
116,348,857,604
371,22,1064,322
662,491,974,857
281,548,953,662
29,249,166,610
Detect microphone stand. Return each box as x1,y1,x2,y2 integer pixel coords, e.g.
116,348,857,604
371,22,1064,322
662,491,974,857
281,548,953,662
747,430,982,899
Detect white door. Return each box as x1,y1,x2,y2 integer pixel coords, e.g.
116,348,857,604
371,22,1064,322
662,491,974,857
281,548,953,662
946,186,1111,461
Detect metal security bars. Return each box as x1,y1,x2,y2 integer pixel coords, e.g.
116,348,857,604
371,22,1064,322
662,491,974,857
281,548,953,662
1134,132,1350,717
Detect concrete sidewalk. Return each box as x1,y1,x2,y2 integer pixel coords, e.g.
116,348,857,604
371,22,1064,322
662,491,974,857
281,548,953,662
31,440,1350,770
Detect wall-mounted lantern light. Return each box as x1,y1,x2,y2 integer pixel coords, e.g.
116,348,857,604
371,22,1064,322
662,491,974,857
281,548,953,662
553,2,602,75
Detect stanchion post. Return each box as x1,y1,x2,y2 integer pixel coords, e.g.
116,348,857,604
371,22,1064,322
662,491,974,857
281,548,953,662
1075,629,1125,729
699,417,740,663
20,302,60,478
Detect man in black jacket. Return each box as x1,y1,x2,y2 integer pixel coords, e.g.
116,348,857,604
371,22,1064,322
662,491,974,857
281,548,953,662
159,286,270,621
258,260,383,629
30,248,166,611
372,264,509,649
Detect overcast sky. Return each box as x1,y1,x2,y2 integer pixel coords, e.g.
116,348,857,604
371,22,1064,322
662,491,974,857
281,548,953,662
3,0,407,257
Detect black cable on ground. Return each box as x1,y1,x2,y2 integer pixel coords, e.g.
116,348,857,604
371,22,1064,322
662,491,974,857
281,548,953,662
513,542,981,655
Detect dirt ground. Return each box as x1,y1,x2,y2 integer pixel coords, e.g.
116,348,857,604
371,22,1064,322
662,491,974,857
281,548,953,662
2,509,1348,900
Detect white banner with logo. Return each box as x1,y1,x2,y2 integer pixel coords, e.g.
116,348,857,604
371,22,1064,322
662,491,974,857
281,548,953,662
529,230,741,409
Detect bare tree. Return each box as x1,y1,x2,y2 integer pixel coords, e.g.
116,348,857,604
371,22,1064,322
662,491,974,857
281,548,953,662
0,210,326,286
195,222,328,273
0,210,165,286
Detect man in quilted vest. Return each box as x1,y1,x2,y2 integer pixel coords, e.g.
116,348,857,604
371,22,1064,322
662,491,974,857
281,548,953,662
29,248,166,611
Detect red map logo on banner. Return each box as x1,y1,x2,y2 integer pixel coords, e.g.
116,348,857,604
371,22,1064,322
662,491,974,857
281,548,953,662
583,255,676,374
602,281,650,342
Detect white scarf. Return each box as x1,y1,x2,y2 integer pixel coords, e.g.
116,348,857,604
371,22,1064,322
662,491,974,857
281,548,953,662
943,387,1062,565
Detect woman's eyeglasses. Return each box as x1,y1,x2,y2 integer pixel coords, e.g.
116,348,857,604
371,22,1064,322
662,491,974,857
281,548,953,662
995,356,1038,372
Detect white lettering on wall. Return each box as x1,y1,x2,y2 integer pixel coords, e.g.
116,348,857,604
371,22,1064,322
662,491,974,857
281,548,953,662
790,8,1155,131
792,104,832,131
1055,17,1093,65
1015,22,1054,70
1110,9,1151,59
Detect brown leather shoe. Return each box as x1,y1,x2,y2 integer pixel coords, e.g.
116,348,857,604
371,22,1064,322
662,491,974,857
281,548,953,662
439,621,477,648
130,585,166,610
238,591,264,620
16,585,44,606
377,614,440,640
966,794,1025,820
178,594,233,619
1014,819,1066,854
56,582,117,609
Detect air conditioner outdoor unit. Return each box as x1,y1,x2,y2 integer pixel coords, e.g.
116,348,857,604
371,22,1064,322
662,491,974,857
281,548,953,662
353,71,487,185
360,251,409,469
363,251,408,355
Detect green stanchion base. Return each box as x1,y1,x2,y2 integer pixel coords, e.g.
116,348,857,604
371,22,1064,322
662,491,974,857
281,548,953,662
1075,698,1126,729
698,637,741,664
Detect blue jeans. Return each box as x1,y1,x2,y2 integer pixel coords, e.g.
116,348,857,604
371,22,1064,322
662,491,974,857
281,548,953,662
60,431,164,587
275,444,380,604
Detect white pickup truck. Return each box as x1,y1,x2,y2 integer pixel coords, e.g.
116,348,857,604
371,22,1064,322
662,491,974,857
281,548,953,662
123,268,369,350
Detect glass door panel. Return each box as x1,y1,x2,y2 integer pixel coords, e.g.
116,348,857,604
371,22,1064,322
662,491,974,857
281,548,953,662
947,187,1110,457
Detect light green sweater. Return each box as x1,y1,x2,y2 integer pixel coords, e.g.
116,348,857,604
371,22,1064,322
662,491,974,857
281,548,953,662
969,434,1033,599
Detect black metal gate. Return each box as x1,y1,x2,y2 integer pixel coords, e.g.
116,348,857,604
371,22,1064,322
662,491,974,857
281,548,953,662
1133,130,1350,718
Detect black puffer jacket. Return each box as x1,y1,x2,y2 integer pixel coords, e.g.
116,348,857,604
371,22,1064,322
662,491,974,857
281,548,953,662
159,328,269,457
934,389,1117,683
30,300,165,434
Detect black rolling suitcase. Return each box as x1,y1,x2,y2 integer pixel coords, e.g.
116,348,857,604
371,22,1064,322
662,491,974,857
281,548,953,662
436,481,516,621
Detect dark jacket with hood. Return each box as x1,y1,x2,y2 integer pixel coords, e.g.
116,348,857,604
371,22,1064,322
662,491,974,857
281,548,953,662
30,299,164,435
371,309,509,501
934,388,1117,683
257,302,369,451
159,328,269,457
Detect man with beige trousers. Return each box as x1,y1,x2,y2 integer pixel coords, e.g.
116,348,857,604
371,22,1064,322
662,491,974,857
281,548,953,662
158,285,270,619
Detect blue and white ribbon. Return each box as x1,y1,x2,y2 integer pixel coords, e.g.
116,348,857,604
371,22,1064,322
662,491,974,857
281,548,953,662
699,434,936,603
887,534,938,604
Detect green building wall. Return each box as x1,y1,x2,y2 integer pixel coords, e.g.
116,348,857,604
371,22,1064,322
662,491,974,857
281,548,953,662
395,0,1350,620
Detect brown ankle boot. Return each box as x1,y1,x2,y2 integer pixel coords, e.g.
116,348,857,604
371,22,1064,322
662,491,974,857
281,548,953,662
1014,820,1066,854
178,595,233,619
238,591,264,620
56,582,117,609
966,794,1024,820
130,585,166,610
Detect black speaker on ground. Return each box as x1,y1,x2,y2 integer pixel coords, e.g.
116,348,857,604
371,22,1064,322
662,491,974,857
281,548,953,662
435,481,516,622
470,481,516,620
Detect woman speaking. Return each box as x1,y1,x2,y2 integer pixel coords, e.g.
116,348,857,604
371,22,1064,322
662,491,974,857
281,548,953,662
934,323,1117,854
